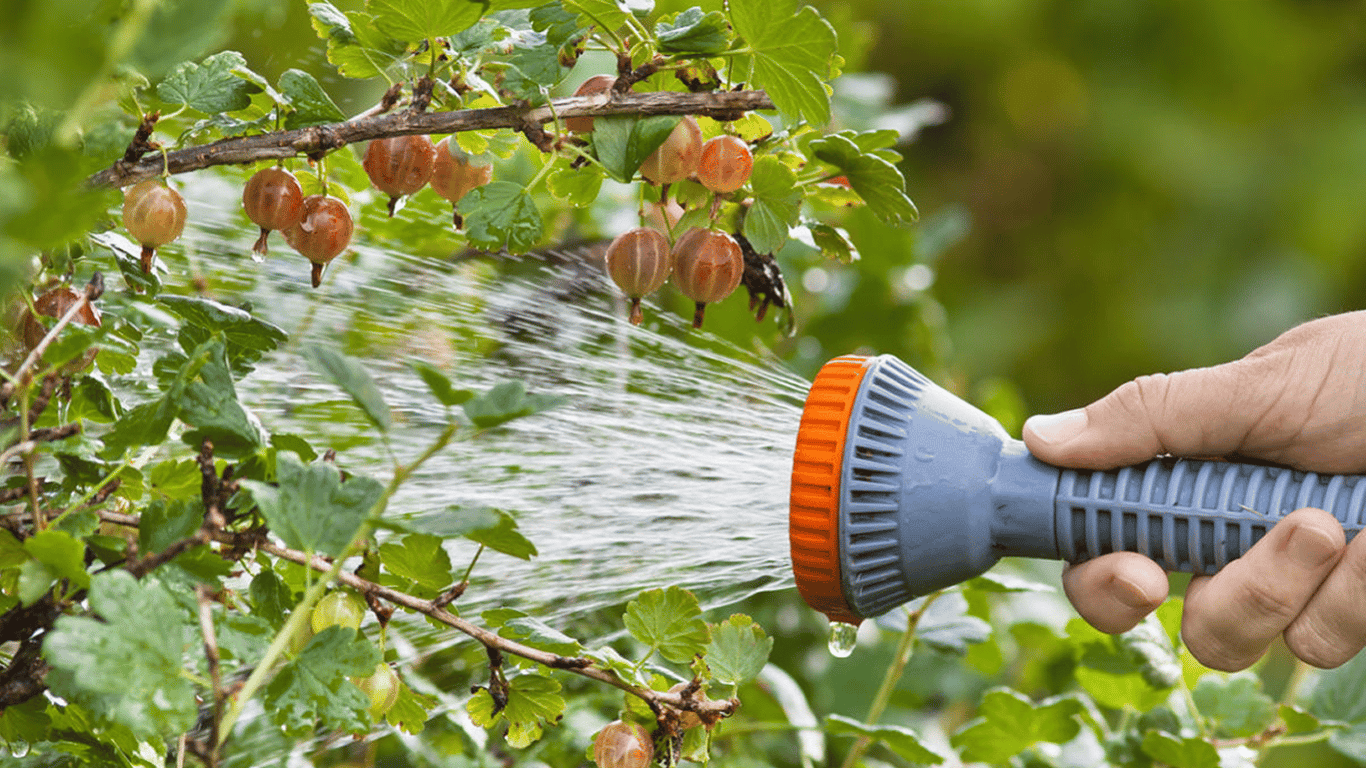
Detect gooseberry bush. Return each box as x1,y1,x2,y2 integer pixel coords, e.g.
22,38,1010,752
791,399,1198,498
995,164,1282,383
5,2,1366,768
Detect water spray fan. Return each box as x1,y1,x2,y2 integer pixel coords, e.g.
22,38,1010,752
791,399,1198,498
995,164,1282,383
789,355,1366,624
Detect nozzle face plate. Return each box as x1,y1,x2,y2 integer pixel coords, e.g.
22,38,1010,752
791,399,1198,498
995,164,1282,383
790,355,872,624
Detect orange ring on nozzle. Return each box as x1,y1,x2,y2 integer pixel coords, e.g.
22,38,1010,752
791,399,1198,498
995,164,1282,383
789,355,872,625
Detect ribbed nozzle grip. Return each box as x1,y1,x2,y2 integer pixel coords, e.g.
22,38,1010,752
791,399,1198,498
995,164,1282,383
1056,459,1366,574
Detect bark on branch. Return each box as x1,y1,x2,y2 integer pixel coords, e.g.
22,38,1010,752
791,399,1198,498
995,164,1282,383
88,90,775,189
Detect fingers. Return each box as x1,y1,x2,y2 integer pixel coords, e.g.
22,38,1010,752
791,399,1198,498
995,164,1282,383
1023,358,1279,470
1181,508,1345,671
1062,552,1168,634
1282,522,1366,668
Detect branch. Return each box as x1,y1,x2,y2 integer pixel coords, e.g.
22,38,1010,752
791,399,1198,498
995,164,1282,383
87,90,775,189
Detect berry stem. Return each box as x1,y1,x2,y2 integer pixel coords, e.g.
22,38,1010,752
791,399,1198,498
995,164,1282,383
629,299,643,326
140,244,155,274
251,227,270,256
311,261,325,288
692,302,706,329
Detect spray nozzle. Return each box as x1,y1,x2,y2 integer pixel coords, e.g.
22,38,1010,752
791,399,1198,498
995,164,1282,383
789,355,1366,623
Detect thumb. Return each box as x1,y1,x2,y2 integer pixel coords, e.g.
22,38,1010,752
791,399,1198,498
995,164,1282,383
1022,359,1277,470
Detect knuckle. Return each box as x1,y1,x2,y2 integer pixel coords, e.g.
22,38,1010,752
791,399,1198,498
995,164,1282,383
1235,579,1302,625
1180,624,1255,672
1284,619,1357,669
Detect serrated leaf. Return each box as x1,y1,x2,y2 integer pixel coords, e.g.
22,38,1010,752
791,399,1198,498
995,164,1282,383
408,360,474,406
380,533,454,592
1139,731,1219,768
462,380,567,429
242,452,384,556
279,69,346,129
1116,614,1182,689
656,8,730,55
310,4,408,79
563,0,633,36
1068,617,1172,711
24,530,89,590
174,340,267,457
503,43,565,104
304,345,392,432
463,509,538,560
1312,651,1366,724
826,715,944,764
68,373,122,423
729,0,836,126
704,614,772,686
624,586,709,664
743,156,800,254
159,294,288,359
44,571,197,739
547,164,603,207
457,181,545,253
91,231,161,295
491,611,582,656
263,626,381,736
805,222,859,263
1192,672,1276,738
368,0,485,42
950,689,1084,763
592,115,679,183
467,673,565,748
387,679,437,734
250,568,292,628
157,50,260,113
809,131,918,226
138,499,202,555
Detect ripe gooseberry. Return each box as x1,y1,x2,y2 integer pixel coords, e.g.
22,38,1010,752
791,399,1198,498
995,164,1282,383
19,287,101,369
565,74,615,133
242,166,304,259
283,195,353,288
122,179,188,273
639,116,702,186
352,663,401,719
671,228,744,329
363,134,438,216
697,136,753,194
430,138,493,227
592,720,653,768
311,590,366,634
605,227,672,325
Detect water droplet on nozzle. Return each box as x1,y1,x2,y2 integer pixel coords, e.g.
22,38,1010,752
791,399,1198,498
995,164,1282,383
827,621,858,657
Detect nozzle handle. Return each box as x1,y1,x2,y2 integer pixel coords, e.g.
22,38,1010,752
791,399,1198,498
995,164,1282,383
1053,458,1366,574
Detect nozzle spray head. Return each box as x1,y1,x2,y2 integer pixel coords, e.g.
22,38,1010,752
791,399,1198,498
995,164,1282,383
789,355,1366,624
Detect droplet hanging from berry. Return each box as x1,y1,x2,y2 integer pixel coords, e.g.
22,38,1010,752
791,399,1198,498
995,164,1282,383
605,227,672,325
671,227,744,328
363,134,438,216
284,195,353,288
242,166,304,261
122,179,187,273
429,137,492,228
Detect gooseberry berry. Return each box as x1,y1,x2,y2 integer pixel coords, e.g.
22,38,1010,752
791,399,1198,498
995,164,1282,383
352,662,401,719
430,137,493,227
363,134,438,215
593,720,653,768
242,167,304,258
696,136,753,194
283,195,353,288
640,116,702,186
19,287,101,369
565,74,615,134
671,228,743,328
605,227,672,325
641,200,684,235
310,590,366,634
122,179,188,273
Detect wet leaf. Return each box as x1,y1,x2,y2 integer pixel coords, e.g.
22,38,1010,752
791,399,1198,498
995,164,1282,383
826,715,944,764
624,586,709,664
704,614,772,686
408,360,474,407
157,50,261,113
462,510,538,560
1192,672,1276,738
656,8,730,55
304,345,392,432
950,689,1084,763
1139,731,1218,768
242,452,384,557
279,69,346,129
263,626,380,736
744,156,800,254
462,380,566,429
380,533,454,592
729,0,836,126
458,182,545,253
467,673,565,748
593,115,679,183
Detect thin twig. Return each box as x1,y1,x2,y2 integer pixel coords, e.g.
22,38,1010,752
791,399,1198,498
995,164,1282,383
87,91,775,189
2,273,105,400
195,585,224,766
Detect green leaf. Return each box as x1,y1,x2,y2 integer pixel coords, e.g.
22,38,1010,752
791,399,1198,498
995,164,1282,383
271,432,319,462
17,560,57,607
656,8,730,55
24,530,89,590
263,626,381,736
704,614,772,686
159,294,288,363
744,156,801,254
804,222,858,263
1280,704,1320,735
463,509,538,560
1116,615,1182,689
68,373,122,424
904,592,990,655
729,0,836,126
1139,731,1219,768
810,131,917,226
462,380,567,429
467,673,565,748
380,533,454,592
592,115,680,183
547,164,603,207
216,612,274,662
250,569,292,628
408,360,474,406
950,689,1084,763
310,4,407,79
367,0,485,42
241,452,385,556
279,69,346,129
503,43,565,104
624,586,709,664
1332,724,1366,762
826,714,944,764
387,679,438,734
1067,617,1174,711
175,340,267,457
458,181,545,253
91,231,161,295
44,571,198,739
304,345,392,432
563,0,634,37
486,609,583,656
138,499,202,555
157,50,261,113
0,529,26,569
1192,672,1276,738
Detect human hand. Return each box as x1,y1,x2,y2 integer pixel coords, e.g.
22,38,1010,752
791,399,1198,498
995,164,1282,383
1021,310,1366,670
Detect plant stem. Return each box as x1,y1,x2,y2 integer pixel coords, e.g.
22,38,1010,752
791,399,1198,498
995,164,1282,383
838,592,943,768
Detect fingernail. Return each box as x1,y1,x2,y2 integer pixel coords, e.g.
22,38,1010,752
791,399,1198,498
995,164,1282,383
1112,574,1157,610
1026,409,1088,446
1287,524,1340,568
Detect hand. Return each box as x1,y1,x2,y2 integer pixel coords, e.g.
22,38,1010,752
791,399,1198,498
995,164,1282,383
1021,311,1366,670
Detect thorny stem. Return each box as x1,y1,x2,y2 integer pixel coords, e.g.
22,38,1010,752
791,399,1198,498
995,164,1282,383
838,591,944,768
